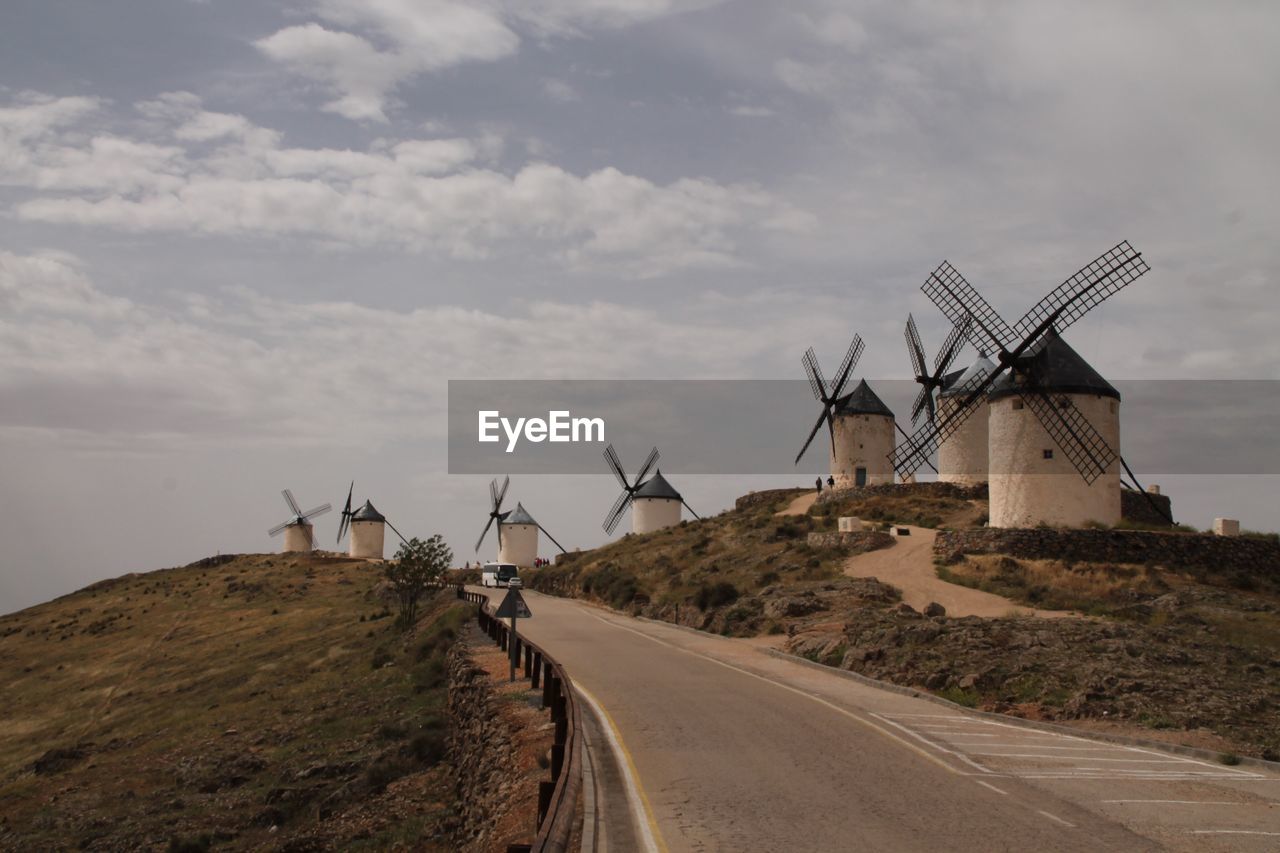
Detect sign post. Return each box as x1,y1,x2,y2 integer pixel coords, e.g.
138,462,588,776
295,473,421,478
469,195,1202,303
494,588,533,683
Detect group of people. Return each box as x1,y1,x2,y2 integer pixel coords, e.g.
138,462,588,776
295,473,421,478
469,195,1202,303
533,557,550,568
814,475,835,492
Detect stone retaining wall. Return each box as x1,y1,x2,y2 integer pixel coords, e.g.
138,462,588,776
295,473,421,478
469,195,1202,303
1120,490,1175,527
934,528,1280,573
806,530,895,551
445,638,522,849
814,481,988,506
734,488,809,512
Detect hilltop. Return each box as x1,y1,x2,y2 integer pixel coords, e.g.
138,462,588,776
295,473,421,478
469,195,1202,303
528,485,1280,759
0,553,469,851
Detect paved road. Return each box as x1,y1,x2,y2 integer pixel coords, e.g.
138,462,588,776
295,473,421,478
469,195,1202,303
474,588,1280,852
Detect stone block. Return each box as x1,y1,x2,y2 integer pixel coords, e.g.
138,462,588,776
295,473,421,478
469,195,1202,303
1213,518,1240,537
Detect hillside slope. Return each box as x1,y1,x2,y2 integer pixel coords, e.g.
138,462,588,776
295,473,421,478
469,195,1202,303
0,553,466,851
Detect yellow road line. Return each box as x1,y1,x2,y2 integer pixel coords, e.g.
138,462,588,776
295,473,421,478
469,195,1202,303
576,683,668,853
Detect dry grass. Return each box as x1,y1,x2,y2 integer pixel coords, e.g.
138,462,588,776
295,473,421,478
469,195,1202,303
0,553,466,850
531,495,851,629
937,554,1169,614
808,493,979,530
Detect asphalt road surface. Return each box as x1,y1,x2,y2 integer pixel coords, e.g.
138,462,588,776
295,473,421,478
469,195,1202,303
473,587,1280,852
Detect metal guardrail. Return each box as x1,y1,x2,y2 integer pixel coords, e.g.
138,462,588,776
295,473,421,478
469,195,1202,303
457,586,582,853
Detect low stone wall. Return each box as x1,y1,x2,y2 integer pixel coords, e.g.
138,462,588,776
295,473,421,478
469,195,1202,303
1121,490,1175,527
445,639,522,849
735,488,809,512
814,481,988,506
807,530,895,551
934,528,1280,573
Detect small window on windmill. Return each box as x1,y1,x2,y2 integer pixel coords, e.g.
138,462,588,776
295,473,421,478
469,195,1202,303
1043,449,1054,459
1012,399,1024,410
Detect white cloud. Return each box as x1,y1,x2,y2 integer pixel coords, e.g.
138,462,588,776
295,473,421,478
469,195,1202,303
253,0,726,121
2,92,802,277
542,78,581,103
0,249,849,450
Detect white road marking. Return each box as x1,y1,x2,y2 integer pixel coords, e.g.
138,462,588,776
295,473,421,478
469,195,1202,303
1190,830,1280,836
1102,800,1249,805
975,780,1009,796
1037,810,1076,828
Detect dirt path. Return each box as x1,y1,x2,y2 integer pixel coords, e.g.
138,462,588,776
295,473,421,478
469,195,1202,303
843,525,1073,618
775,491,818,516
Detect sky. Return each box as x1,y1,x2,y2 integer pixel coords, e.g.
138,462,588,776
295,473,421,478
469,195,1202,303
2,1,1279,613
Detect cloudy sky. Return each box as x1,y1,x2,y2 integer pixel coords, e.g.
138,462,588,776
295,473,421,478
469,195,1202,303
3,1,1278,613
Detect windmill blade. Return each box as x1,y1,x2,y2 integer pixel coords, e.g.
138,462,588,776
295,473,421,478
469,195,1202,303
537,522,567,554
495,475,510,509
801,348,825,402
905,315,928,380
603,444,630,491
342,482,354,516
893,421,938,474
910,386,931,426
385,518,410,546
890,365,1001,476
603,490,633,534
806,347,830,399
281,488,302,516
268,519,291,537
336,515,349,546
301,503,331,521
828,335,864,402
1013,241,1149,343
633,446,660,487
922,261,1016,354
681,499,701,520
1018,390,1117,485
933,313,972,377
793,406,831,466
474,515,496,553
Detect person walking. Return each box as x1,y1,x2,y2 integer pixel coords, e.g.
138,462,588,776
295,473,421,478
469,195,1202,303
815,477,822,492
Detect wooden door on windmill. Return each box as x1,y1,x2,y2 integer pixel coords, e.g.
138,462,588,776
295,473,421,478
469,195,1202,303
855,467,867,487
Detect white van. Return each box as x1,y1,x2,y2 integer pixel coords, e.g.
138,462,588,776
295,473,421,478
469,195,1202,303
480,562,519,588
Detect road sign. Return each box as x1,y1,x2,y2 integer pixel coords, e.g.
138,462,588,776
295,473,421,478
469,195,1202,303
495,587,532,619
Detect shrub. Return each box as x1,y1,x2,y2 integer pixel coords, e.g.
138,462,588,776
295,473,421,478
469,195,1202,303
694,581,739,611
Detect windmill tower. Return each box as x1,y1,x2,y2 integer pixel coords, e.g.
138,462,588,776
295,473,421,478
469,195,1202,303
335,482,410,559
267,489,331,553
936,353,995,485
602,445,700,536
903,313,988,484
891,240,1159,529
794,334,900,487
474,476,566,566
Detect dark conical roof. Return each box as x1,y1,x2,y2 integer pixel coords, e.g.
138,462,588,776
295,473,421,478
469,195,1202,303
634,469,682,500
988,329,1119,401
500,502,537,525
351,500,385,522
833,379,894,417
940,354,996,398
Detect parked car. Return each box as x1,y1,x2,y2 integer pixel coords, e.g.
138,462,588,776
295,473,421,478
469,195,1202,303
506,577,523,589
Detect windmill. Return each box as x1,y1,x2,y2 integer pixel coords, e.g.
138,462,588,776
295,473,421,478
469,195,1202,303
793,335,897,488
602,444,699,535
903,313,992,484
890,240,1168,527
268,489,332,553
474,476,566,566
336,481,409,559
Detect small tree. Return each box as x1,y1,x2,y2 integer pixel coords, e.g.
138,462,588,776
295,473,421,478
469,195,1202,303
385,535,453,629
